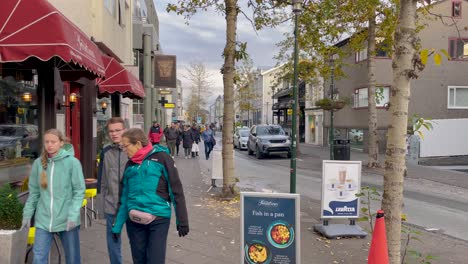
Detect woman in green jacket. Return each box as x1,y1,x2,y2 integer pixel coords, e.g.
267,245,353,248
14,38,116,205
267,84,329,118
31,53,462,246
112,128,189,264
22,128,85,264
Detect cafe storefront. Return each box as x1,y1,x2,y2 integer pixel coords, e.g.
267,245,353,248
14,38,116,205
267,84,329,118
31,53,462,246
0,0,106,185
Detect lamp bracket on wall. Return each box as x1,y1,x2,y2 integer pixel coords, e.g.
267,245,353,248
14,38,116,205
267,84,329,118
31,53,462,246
94,100,108,115
57,93,78,111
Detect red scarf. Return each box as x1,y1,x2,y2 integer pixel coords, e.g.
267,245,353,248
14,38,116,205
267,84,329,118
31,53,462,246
131,144,153,164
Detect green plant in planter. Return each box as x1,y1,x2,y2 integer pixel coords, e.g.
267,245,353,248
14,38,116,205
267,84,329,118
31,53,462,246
315,97,350,111
0,184,24,230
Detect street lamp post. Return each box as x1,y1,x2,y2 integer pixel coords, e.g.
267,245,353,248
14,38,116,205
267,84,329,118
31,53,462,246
290,0,302,194
329,59,335,160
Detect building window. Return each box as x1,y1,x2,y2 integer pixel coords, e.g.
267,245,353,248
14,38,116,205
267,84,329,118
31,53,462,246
448,86,468,108
133,50,139,66
353,86,390,108
355,48,368,63
449,38,468,59
355,38,391,62
104,0,116,16
453,1,462,17
0,69,40,164
118,0,126,26
133,99,144,114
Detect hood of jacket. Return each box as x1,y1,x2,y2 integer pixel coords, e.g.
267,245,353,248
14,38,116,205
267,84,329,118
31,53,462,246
51,143,75,161
148,144,170,157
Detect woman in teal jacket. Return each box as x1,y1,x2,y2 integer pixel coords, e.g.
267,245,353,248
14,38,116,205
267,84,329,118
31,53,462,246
22,128,85,264
112,128,189,264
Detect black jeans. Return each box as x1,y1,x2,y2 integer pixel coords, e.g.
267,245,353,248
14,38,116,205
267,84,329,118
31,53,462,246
126,217,171,264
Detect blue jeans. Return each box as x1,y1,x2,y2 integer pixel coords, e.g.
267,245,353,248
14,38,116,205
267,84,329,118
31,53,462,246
204,141,213,159
126,217,171,264
33,226,81,264
105,213,122,264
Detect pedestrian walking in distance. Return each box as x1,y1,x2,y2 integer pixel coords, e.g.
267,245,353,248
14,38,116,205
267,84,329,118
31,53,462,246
112,128,189,264
148,121,164,145
182,124,194,159
191,123,201,157
201,124,215,160
164,121,180,158
22,129,85,264
175,122,183,156
97,117,128,264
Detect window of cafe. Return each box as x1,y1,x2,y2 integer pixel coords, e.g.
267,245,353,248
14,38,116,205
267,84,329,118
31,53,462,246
0,68,40,186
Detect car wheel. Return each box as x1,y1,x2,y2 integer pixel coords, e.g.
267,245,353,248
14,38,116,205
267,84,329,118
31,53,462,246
256,145,263,159
287,152,292,159
248,144,253,155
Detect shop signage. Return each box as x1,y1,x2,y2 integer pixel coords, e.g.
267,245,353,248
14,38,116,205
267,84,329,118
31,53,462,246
241,192,300,264
159,89,172,95
154,55,177,88
321,160,362,218
164,103,175,108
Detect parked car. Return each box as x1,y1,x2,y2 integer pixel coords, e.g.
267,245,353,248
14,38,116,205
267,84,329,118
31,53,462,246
0,124,40,160
233,127,249,150
247,125,291,159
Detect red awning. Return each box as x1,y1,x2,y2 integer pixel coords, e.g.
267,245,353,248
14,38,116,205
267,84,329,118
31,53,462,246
0,0,105,77
97,55,145,99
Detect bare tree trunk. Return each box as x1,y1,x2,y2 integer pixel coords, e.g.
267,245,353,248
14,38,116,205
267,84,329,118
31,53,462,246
382,1,417,263
367,15,379,168
221,0,237,197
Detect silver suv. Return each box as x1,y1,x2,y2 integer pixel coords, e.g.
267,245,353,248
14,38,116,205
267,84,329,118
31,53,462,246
247,125,291,159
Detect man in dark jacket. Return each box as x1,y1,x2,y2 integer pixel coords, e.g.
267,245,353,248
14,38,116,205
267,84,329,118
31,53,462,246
164,121,180,158
97,117,129,264
191,124,200,157
148,121,164,145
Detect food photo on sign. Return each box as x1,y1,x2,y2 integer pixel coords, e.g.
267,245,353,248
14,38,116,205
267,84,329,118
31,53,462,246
321,161,362,218
241,192,301,264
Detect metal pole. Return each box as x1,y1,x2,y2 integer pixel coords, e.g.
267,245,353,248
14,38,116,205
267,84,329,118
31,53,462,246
290,12,299,194
143,33,152,131
329,60,335,160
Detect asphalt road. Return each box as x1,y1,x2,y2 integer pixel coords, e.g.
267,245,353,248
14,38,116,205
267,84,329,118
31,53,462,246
233,148,468,242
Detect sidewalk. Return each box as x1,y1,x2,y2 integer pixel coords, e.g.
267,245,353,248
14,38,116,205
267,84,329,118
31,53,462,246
74,141,468,264
298,143,468,189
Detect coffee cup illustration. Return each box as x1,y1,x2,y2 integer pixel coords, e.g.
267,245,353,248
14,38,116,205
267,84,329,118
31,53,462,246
336,186,348,199
345,179,356,191
327,179,338,191
338,166,347,186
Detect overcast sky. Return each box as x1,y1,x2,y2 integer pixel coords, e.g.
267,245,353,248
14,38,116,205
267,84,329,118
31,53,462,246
153,1,291,102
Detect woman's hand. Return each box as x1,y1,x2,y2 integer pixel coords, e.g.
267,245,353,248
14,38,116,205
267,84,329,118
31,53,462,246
21,218,31,230
177,225,189,237
112,233,121,242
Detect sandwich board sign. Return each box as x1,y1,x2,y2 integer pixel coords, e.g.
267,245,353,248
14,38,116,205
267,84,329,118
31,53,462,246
321,160,361,218
314,160,367,239
241,192,300,264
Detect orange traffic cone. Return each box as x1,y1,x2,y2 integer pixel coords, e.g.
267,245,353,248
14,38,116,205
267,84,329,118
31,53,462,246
368,210,389,264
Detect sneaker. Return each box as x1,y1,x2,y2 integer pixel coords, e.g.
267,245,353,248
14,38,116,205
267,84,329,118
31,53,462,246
172,156,175,159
